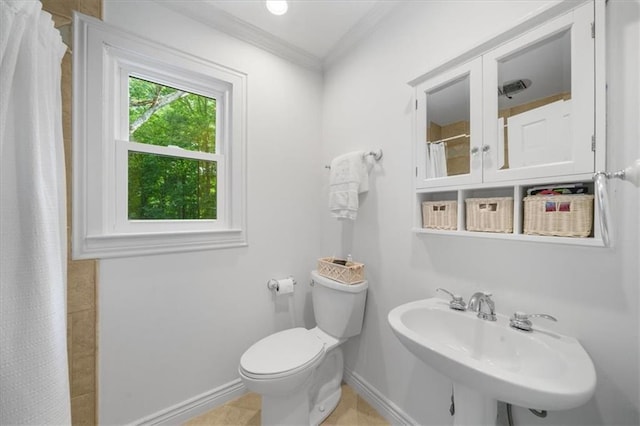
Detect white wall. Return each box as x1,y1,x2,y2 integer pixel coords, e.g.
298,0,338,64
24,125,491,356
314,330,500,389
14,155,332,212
322,1,639,425
100,2,324,424
98,1,639,425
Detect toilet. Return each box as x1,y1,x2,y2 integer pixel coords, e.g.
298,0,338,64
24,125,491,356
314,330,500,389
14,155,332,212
238,270,368,426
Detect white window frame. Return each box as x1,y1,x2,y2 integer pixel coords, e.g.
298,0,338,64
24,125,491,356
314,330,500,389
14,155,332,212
72,13,247,259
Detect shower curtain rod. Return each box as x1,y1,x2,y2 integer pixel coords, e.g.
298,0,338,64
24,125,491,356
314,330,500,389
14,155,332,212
428,132,469,145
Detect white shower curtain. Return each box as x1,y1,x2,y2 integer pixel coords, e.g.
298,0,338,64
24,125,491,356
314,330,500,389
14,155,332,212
427,142,448,178
0,1,71,424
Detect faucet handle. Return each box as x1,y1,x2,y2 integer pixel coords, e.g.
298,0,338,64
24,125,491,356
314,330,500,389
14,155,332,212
510,311,558,332
436,288,467,311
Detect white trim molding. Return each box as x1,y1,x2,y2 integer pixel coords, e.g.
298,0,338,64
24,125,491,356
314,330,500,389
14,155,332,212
132,379,247,426
154,0,400,72
72,13,248,259
155,0,323,71
324,2,402,69
129,370,414,425
343,368,419,426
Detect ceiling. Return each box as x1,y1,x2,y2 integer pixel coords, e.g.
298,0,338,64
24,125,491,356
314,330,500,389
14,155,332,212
155,0,400,70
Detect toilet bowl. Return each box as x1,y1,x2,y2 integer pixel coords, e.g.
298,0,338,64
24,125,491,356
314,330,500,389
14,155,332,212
239,271,368,426
239,327,326,397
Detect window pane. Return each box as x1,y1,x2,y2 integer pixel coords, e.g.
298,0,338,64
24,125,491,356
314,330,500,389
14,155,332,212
128,76,216,154
128,152,217,220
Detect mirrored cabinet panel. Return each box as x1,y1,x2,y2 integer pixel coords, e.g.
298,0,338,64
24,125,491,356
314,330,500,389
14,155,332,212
415,58,482,189
497,29,571,171
426,75,470,178
483,2,594,182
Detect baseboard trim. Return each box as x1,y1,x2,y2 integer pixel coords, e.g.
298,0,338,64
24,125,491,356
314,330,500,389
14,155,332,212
343,369,418,426
130,369,412,425
133,379,247,426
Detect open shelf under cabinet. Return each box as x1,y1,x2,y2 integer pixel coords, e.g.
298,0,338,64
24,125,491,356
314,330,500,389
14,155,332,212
414,177,604,247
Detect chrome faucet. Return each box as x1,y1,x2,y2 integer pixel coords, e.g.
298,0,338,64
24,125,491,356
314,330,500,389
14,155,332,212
468,292,497,321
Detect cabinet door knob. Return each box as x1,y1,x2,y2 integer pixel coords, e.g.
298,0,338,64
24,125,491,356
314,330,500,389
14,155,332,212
471,146,480,155
482,145,491,153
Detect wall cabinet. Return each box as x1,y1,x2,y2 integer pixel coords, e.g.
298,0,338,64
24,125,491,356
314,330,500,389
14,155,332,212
411,1,605,245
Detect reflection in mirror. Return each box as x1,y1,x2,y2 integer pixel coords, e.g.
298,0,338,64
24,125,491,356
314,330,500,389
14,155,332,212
426,75,470,178
498,29,571,170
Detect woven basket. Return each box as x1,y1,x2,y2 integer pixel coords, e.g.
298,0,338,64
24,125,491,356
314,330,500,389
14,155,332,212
317,257,365,284
523,194,594,237
422,201,457,230
465,197,513,233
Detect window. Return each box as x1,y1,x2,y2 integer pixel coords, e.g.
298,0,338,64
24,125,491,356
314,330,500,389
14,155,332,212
118,75,223,232
73,14,247,258
127,77,218,223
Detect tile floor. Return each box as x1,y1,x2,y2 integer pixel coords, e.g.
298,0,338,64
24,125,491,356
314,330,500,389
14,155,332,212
183,383,389,425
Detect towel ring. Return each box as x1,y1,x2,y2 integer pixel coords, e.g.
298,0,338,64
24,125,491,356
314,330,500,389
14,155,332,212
366,149,383,161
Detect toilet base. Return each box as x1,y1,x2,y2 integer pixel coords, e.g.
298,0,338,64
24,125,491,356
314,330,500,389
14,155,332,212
255,346,345,426
262,390,311,426
308,347,344,425
309,384,341,426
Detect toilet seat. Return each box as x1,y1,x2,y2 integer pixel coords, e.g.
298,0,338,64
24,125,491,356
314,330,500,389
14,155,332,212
240,328,325,380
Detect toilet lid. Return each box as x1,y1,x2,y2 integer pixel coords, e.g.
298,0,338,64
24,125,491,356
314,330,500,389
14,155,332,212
240,328,324,376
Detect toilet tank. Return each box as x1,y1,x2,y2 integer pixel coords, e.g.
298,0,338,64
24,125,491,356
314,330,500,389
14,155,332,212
311,271,368,339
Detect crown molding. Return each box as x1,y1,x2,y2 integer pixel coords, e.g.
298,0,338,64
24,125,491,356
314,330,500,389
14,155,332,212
155,1,323,72
323,1,401,69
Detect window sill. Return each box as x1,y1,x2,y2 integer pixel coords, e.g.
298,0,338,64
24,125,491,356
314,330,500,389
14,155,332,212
72,228,247,259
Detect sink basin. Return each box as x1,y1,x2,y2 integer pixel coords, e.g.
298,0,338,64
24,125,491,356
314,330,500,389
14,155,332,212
388,298,596,422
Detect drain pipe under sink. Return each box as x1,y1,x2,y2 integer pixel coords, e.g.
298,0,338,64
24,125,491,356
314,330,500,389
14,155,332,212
506,403,548,425
448,389,548,425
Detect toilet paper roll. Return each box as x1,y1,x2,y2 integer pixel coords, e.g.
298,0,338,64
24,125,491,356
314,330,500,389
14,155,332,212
275,278,295,295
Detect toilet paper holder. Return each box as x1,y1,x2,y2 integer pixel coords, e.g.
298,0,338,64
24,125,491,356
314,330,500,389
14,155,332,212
267,276,297,291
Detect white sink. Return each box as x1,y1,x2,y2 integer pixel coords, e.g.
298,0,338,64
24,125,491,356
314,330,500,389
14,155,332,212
388,298,596,424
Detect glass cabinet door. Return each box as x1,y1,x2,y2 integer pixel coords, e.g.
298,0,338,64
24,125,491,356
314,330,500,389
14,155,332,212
415,58,483,189
482,2,595,183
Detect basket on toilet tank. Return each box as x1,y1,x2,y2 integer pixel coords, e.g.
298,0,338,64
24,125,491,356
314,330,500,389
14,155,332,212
317,257,365,284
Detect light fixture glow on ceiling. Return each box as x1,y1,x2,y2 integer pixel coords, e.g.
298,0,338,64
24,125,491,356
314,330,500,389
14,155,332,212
266,0,288,16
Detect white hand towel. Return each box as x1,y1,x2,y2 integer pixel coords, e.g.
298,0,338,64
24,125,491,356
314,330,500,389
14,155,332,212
328,151,367,220
359,155,372,194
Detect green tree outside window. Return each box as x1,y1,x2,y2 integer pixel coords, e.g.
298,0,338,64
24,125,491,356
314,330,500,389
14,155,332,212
128,77,217,220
